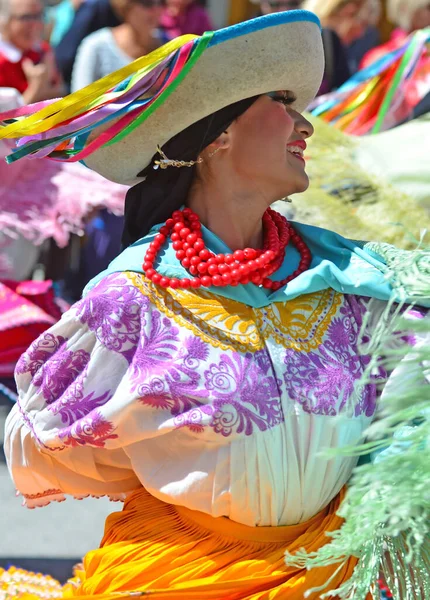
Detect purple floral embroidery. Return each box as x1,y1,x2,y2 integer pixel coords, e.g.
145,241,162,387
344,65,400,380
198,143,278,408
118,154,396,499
58,410,118,448
283,296,385,417
32,346,90,404
16,333,67,377
49,384,111,425
205,352,283,437
139,336,209,416
129,310,179,392
76,274,148,363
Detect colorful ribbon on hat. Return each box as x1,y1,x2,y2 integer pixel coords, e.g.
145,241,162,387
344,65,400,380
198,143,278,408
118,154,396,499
310,28,430,136
0,31,213,164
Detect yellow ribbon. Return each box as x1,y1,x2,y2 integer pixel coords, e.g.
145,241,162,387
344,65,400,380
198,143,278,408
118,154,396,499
0,35,198,139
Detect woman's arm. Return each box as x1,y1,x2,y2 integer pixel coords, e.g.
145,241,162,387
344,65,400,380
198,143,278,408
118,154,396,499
71,33,102,93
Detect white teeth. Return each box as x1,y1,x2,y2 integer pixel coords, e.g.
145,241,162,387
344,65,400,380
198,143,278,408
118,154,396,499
287,146,304,157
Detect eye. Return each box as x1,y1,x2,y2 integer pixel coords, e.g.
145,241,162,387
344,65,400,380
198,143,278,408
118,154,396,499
268,92,297,108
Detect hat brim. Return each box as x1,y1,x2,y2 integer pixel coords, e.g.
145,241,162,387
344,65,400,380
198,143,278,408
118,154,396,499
85,11,324,186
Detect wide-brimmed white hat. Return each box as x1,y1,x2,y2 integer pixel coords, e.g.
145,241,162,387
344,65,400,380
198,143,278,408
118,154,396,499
0,11,324,186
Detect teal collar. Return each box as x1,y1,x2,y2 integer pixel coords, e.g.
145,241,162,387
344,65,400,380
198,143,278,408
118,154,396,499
84,221,426,309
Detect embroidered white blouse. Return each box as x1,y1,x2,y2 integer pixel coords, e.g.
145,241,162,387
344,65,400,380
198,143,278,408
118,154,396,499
5,271,422,525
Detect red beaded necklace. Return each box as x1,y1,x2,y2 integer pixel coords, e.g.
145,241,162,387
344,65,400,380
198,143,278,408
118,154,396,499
143,207,311,290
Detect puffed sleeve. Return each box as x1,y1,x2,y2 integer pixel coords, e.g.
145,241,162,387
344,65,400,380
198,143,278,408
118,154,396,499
4,272,178,507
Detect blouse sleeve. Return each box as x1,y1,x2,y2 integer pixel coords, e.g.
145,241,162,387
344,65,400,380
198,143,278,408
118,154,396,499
4,272,175,507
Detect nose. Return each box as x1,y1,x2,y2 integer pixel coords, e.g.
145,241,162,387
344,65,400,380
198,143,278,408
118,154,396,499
294,112,314,140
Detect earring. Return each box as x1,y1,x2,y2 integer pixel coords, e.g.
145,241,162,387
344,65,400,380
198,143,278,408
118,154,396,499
207,146,222,159
153,145,204,170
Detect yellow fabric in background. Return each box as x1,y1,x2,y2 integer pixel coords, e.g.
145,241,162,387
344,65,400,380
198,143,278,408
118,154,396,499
60,487,368,599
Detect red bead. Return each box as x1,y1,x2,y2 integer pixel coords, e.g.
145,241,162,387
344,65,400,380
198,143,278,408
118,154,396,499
215,254,225,264
152,273,161,285
247,260,257,272
233,250,244,261
172,241,183,251
179,228,191,239
189,266,198,275
190,222,201,231
159,226,169,236
165,218,175,229
169,278,180,289
262,278,273,289
272,281,282,291
212,274,223,286
171,232,180,242
180,279,191,289
159,277,170,288
197,263,208,274
190,256,201,267
182,207,192,216
176,250,186,260
172,210,183,220
250,272,262,285
190,278,201,288
199,249,211,261
145,252,155,262
145,268,155,279
221,273,232,285
186,248,197,258
143,261,153,271
208,264,219,276
182,258,191,268
194,239,205,252
240,276,250,285
186,233,198,245
244,248,257,260
225,254,235,265
173,222,184,233
218,264,230,275
239,264,249,276
182,242,191,251
231,269,241,280
201,276,212,287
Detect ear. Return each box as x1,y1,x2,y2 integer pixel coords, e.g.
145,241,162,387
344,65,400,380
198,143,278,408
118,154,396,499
205,130,231,155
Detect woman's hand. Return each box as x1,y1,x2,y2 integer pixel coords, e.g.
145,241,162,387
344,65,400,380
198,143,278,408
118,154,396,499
22,57,49,103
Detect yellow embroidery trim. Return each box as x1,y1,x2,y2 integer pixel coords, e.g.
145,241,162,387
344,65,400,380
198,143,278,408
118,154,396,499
128,273,342,353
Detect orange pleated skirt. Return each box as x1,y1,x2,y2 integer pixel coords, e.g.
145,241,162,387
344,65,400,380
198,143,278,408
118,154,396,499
1,487,371,600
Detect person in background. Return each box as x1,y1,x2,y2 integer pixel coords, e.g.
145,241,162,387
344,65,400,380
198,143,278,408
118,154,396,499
47,0,84,47
160,0,212,39
0,0,63,103
254,0,303,14
362,0,430,68
253,0,350,94
346,0,381,72
54,0,121,90
71,0,162,91
70,0,163,289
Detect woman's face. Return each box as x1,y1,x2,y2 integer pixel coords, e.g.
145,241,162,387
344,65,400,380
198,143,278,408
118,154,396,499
127,0,164,29
224,93,314,199
3,0,44,52
410,4,430,30
327,0,368,45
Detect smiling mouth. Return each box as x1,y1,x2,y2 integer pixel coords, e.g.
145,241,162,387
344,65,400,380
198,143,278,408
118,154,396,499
287,146,305,164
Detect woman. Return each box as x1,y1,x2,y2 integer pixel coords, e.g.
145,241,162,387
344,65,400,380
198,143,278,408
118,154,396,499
160,0,212,38
0,0,63,103
361,0,430,68
285,0,352,92
71,0,163,92
1,11,428,599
